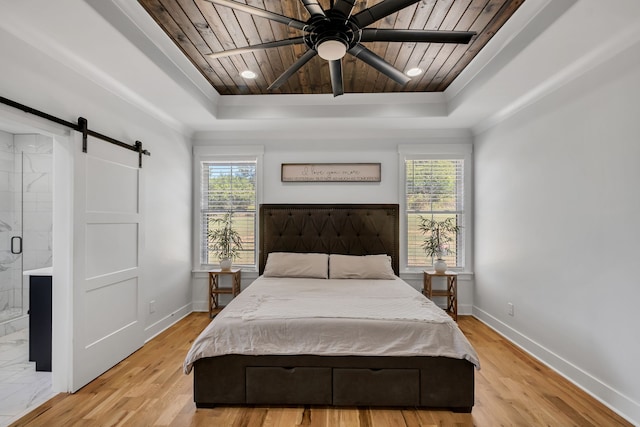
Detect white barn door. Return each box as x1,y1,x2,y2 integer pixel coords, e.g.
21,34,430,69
71,135,144,391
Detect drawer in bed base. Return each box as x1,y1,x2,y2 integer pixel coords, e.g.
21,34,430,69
246,366,332,405
333,368,420,406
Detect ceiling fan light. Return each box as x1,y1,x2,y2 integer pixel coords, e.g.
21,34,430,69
317,40,347,60
406,67,423,77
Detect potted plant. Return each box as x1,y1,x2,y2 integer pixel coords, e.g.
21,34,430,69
207,211,243,271
418,216,460,273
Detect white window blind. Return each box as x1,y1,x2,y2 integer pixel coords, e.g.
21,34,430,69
406,158,465,268
200,160,256,266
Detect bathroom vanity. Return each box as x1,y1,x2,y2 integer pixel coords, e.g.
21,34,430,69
24,267,52,372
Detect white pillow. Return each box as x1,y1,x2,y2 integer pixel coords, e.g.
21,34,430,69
263,252,329,279
329,254,395,279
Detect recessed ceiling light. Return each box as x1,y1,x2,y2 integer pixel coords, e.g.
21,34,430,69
406,67,423,77
240,70,257,79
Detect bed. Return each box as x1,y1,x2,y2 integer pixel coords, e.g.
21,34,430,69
185,204,479,411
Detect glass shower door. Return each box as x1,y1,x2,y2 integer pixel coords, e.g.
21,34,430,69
0,136,24,329
0,134,52,334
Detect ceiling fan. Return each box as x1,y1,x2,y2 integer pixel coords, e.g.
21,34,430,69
205,0,476,97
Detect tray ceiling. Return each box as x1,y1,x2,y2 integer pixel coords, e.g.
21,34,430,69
138,0,524,96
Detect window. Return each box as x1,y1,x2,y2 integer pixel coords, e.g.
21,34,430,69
401,145,471,271
200,160,256,266
196,147,262,268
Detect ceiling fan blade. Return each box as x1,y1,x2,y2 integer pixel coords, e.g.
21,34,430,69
348,44,410,85
209,37,306,59
332,0,357,18
360,29,476,44
328,59,344,97
351,0,421,29
268,49,318,90
301,0,325,17
204,0,307,31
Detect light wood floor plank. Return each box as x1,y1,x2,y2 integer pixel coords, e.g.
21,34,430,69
10,313,633,427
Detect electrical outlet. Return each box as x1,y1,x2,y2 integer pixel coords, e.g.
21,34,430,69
149,300,156,314
507,302,514,316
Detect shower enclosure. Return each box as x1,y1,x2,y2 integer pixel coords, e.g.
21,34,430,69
0,132,52,337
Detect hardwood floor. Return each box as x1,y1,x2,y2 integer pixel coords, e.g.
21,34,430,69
11,313,632,427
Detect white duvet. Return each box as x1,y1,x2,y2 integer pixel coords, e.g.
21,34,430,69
183,276,480,373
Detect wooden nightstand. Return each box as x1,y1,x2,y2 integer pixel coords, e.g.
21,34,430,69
423,271,458,321
208,268,241,317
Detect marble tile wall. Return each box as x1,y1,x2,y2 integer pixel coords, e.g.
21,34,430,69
15,134,53,273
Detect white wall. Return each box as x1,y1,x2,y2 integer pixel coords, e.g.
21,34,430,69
0,25,193,348
473,37,640,424
192,135,475,313
262,139,400,204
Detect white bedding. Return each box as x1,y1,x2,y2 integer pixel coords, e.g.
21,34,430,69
183,276,480,373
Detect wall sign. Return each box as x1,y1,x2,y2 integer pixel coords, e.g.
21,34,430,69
281,163,381,182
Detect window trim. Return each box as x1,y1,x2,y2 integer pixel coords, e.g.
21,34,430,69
398,144,473,274
193,145,264,272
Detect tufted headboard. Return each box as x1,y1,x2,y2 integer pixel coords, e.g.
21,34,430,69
259,204,400,275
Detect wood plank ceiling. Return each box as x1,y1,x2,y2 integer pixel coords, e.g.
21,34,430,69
139,0,524,95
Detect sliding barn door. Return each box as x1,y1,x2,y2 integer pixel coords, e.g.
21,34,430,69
71,135,144,391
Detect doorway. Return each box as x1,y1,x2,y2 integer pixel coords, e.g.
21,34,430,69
1,132,54,335
0,103,139,419
0,130,56,423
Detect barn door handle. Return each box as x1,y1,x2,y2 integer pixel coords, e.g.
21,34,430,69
11,236,22,254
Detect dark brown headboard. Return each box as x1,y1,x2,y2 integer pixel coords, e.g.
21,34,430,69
259,204,400,275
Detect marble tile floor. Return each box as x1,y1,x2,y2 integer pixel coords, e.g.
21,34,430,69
0,328,55,427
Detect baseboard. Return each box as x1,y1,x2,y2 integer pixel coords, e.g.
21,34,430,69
192,300,208,313
458,304,473,316
472,307,639,426
144,303,193,343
